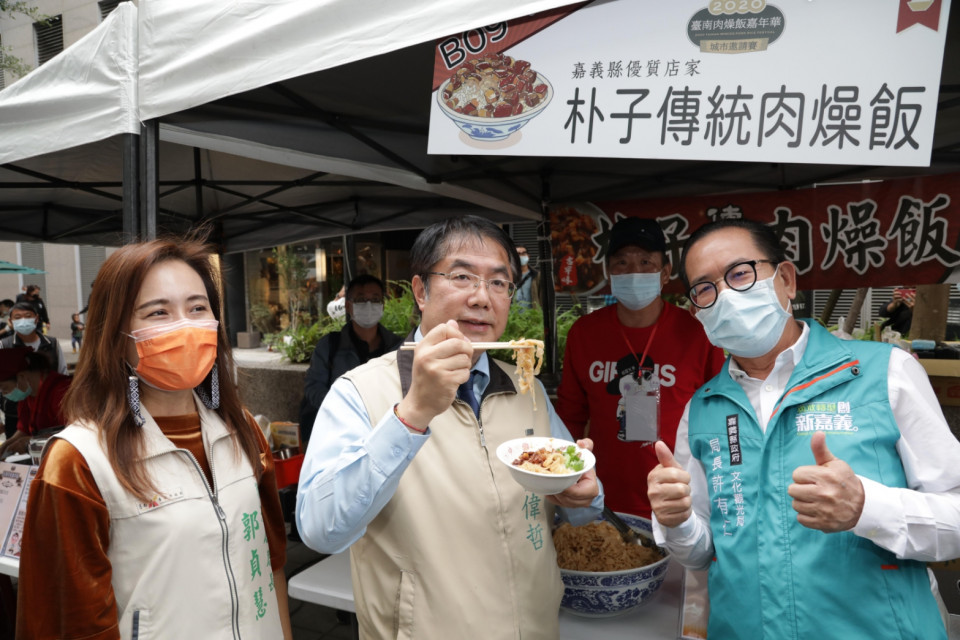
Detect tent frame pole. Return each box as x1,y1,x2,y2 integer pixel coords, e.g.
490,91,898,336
122,133,140,244
540,173,558,376
139,120,159,241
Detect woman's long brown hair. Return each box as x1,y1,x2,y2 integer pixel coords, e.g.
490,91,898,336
61,237,261,501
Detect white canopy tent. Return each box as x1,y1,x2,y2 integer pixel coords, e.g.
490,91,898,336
0,2,137,166
137,0,580,122
1,0,957,365
0,0,591,248
0,0,957,253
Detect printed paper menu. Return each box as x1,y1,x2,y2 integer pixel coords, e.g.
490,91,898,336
3,465,37,559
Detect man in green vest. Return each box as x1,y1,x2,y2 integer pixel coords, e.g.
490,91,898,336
648,218,958,639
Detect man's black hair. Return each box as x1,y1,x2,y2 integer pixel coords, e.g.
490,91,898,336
346,274,385,300
10,301,38,317
410,215,521,293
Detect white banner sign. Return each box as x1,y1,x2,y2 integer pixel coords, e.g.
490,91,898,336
428,0,951,166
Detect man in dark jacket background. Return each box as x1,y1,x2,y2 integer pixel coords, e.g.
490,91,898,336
299,275,402,446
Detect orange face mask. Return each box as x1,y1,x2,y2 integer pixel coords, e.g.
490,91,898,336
128,319,219,391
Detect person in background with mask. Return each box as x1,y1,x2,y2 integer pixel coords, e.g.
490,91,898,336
16,284,50,334
513,245,541,308
0,347,37,447
299,274,402,447
0,301,66,374
0,299,21,438
648,218,960,640
556,216,724,518
16,237,292,640
0,350,71,459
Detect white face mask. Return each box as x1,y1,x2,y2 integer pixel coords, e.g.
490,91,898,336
351,302,384,329
694,270,791,358
12,318,37,336
519,255,529,267
610,273,661,311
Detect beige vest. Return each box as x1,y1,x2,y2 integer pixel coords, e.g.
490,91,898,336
345,350,562,640
55,396,283,640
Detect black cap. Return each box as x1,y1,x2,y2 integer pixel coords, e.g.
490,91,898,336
607,217,667,259
0,347,31,382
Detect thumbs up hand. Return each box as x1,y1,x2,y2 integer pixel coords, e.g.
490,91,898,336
647,441,693,528
787,432,865,533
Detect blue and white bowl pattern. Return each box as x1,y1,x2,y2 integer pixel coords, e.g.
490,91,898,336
558,512,671,618
436,73,553,142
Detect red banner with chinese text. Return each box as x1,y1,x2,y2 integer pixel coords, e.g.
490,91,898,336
550,173,960,295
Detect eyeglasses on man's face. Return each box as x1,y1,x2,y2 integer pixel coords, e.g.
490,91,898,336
349,297,383,305
687,259,779,309
427,271,517,299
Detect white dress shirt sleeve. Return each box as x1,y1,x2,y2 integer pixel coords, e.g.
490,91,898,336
651,402,715,570
295,376,429,554
852,349,960,561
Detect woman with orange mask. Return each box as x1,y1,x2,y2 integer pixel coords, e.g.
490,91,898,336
15,237,293,640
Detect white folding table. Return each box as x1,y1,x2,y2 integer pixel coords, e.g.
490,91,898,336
288,550,687,639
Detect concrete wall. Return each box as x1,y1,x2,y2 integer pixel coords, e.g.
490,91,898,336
0,0,100,82
43,243,80,338
235,361,308,425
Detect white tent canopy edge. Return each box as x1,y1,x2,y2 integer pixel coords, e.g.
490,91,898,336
0,2,138,165
0,0,580,166
138,0,580,121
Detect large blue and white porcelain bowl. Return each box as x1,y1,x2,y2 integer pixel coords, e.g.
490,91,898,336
558,513,671,618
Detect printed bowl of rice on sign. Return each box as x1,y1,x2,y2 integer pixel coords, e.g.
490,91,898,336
496,437,595,495
436,53,553,142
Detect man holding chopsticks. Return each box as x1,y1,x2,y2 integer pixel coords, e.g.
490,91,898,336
297,215,603,639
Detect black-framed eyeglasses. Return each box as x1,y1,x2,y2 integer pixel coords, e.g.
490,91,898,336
427,271,517,299
687,260,779,309
349,297,383,305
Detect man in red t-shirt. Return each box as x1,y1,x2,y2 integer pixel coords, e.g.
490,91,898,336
557,217,725,518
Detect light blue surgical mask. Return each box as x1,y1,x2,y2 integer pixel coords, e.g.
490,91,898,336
12,318,37,336
2,383,31,403
519,255,530,267
610,273,662,311
694,270,791,358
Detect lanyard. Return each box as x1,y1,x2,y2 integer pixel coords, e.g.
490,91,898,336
618,320,658,372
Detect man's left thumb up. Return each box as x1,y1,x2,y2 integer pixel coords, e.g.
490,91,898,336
810,431,836,466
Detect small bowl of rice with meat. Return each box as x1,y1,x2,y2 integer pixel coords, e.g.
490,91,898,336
553,513,671,617
496,437,595,495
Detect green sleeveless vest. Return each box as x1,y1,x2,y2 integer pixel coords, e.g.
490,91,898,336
687,320,944,640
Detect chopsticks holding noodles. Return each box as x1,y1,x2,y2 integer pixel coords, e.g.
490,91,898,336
399,341,537,350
